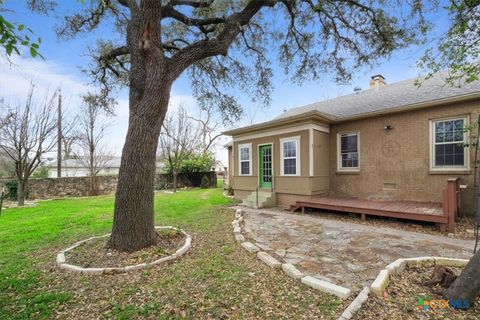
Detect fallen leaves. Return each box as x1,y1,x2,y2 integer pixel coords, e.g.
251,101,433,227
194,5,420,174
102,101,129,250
65,229,185,268
12,207,341,319
353,266,480,320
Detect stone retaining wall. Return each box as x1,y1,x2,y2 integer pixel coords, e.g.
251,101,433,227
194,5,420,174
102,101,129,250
0,176,118,199
0,171,217,200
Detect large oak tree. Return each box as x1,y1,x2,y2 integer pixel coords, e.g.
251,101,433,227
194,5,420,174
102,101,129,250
45,0,430,251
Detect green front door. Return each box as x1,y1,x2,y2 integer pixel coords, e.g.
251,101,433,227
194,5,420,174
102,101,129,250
259,145,272,189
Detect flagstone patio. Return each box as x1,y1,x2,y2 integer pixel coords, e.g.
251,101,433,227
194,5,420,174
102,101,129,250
237,207,474,290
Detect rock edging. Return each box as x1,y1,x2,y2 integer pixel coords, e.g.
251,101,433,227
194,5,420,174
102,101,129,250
370,256,469,296
232,208,352,300
56,226,192,275
338,256,470,320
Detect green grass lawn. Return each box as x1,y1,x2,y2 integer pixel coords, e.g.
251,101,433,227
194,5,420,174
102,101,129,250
0,187,340,319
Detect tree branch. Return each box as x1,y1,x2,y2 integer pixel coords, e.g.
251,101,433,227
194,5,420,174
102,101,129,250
169,0,213,8
168,0,278,79
100,45,129,60
161,5,226,36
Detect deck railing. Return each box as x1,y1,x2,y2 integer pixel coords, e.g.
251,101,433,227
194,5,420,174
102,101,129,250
442,177,460,233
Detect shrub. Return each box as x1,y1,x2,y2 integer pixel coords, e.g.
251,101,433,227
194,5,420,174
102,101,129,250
163,152,215,175
5,180,18,200
32,166,50,178
200,175,210,188
227,186,234,196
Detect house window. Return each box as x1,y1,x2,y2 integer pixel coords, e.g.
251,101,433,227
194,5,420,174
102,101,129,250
338,132,360,170
280,137,300,176
238,143,252,175
431,117,469,170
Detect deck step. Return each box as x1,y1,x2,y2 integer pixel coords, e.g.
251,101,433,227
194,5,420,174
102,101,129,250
291,196,448,230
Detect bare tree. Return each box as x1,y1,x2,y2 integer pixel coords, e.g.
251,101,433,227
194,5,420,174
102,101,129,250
0,85,58,205
246,108,258,126
158,106,202,193
75,93,115,195
188,106,222,153
62,133,80,160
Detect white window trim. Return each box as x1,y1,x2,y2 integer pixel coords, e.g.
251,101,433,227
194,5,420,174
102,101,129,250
429,115,470,172
238,143,252,176
337,131,360,172
280,136,301,176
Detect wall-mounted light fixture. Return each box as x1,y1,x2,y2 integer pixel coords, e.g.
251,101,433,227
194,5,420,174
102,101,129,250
384,125,393,130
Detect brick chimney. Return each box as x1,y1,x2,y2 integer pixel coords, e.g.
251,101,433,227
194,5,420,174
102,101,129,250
369,74,386,91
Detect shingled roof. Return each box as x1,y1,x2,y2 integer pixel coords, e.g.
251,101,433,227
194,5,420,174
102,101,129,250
275,72,480,121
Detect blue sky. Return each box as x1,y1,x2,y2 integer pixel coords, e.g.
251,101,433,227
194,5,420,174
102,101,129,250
0,1,451,164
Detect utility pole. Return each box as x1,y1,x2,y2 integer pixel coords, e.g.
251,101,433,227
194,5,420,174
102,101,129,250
57,90,62,178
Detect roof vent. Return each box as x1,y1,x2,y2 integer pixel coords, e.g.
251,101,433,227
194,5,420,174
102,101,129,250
369,74,386,91
354,86,362,93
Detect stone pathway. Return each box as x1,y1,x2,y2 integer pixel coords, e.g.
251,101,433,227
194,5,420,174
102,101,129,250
236,207,474,290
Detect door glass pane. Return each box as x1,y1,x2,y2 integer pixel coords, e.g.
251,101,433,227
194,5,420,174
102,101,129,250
262,147,272,183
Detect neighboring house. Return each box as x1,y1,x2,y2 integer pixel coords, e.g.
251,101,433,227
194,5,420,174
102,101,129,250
213,160,227,175
223,73,479,219
45,157,122,178
45,157,165,177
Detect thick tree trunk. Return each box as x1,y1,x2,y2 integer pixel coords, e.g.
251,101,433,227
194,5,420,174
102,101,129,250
108,1,172,252
89,162,97,196
446,249,480,308
108,81,171,252
172,169,177,193
90,175,97,196
17,180,25,206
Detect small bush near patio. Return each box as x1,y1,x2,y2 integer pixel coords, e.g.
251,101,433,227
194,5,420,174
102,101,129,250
0,187,341,319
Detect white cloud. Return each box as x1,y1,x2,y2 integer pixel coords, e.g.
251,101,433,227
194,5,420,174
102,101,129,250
0,55,89,101
168,94,197,113
0,56,229,166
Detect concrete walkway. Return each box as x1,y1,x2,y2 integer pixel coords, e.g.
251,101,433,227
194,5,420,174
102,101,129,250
234,206,474,290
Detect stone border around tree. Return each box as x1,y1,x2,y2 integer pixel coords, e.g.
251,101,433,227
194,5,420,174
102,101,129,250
337,256,470,320
232,208,352,300
56,226,192,275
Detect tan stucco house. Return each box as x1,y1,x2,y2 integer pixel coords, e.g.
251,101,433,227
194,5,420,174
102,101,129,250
224,73,480,217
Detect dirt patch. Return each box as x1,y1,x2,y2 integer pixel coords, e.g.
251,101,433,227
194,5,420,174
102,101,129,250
301,209,476,240
66,229,186,268
353,266,480,320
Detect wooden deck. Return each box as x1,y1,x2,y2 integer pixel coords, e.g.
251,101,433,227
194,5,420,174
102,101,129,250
290,195,455,232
